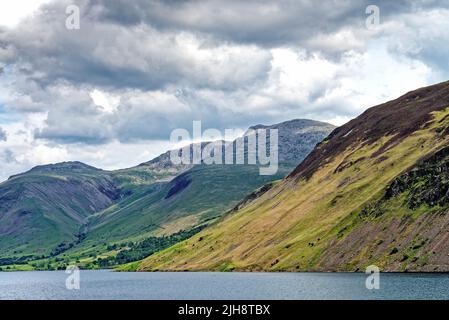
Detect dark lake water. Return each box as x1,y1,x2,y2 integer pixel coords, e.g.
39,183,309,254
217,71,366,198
1,270,449,300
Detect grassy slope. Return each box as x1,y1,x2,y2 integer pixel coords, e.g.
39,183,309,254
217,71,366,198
0,166,118,258
63,164,292,259
315,143,449,272
138,106,449,271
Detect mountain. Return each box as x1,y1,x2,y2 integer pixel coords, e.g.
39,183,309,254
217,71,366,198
246,119,335,163
138,80,449,272
0,119,334,268
0,160,180,262
0,162,116,259
63,119,334,263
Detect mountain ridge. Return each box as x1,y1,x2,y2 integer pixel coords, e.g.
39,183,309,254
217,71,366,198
3,118,335,182
289,80,449,180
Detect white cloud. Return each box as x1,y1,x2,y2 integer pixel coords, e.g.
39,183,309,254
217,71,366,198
0,0,52,28
90,89,120,114
0,114,175,180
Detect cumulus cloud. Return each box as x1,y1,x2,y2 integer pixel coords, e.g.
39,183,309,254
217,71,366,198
0,4,272,91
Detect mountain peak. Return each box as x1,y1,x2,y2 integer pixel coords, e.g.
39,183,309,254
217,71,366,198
8,161,101,180
139,118,336,168
247,119,335,132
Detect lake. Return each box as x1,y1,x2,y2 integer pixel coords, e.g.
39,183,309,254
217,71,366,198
1,270,449,300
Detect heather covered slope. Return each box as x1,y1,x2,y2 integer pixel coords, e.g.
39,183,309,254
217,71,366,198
138,80,449,272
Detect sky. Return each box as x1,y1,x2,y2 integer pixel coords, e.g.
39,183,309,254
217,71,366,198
0,0,449,181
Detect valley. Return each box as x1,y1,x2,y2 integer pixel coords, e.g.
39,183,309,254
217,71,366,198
0,119,334,271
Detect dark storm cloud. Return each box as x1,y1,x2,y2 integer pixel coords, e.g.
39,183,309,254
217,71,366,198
4,0,443,93
85,0,448,47
2,0,447,91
